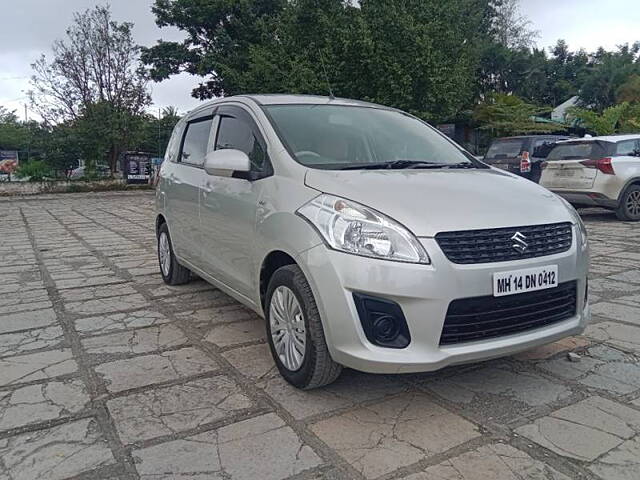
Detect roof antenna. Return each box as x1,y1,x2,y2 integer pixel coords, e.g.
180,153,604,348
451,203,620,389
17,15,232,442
319,51,335,100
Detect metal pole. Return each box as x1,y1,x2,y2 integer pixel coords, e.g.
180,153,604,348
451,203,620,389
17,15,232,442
157,107,161,157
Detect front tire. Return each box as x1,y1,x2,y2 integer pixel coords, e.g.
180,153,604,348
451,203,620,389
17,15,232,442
157,223,191,285
265,265,342,389
616,185,640,221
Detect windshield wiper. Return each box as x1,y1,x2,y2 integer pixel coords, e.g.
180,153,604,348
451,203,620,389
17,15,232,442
340,160,461,170
445,162,476,169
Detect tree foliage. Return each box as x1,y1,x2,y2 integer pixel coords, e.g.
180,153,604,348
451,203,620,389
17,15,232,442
30,5,152,171
143,0,495,123
568,102,640,135
474,93,562,136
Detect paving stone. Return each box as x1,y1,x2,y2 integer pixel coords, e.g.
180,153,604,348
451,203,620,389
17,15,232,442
159,289,236,310
0,379,89,431
222,343,276,380
75,309,171,336
0,308,57,334
539,344,640,394
82,324,188,355
204,319,265,347
311,392,479,479
589,278,640,294
514,336,590,361
95,347,219,392
260,369,406,419
0,349,77,385
58,283,138,302
609,270,640,285
0,418,115,479
591,302,640,325
590,436,640,480
133,413,320,480
402,443,570,480
587,321,640,353
0,325,65,357
54,275,127,290
108,376,254,443
65,293,149,316
176,305,258,325
515,396,640,461
423,366,571,421
145,279,214,299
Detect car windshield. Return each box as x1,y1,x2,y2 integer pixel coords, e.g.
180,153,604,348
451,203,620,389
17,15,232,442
547,142,609,161
484,139,525,159
264,104,473,169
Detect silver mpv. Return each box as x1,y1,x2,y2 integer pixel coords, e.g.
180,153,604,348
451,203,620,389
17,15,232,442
156,95,590,389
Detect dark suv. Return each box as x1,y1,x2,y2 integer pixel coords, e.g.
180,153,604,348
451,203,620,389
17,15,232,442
484,135,569,183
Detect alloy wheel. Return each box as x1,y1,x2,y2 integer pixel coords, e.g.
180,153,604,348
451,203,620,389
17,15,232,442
158,232,171,277
269,285,306,371
626,191,640,217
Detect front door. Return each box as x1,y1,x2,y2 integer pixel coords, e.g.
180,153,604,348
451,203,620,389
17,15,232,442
199,105,272,299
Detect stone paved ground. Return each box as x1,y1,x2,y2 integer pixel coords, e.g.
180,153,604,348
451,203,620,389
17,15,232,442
1,191,639,480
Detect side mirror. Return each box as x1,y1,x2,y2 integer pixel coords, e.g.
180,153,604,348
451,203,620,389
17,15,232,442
204,149,250,176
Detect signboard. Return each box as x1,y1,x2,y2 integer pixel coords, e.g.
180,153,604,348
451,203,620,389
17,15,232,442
122,152,153,184
0,151,19,181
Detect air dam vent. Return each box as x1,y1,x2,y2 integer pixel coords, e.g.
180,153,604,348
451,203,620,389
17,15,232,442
440,281,577,345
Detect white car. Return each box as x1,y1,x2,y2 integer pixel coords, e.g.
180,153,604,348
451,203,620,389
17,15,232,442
541,134,640,220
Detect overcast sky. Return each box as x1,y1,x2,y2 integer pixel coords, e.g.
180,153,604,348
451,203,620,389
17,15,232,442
1,0,639,120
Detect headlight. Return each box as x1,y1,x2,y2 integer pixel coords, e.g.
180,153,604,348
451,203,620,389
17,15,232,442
557,195,587,248
297,194,430,264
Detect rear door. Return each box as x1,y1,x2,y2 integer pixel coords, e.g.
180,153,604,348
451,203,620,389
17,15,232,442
542,141,610,190
167,112,214,265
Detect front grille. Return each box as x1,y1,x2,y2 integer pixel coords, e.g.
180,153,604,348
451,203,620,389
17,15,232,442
435,222,572,264
440,281,577,345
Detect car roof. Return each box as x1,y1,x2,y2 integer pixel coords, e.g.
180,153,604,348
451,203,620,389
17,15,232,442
559,134,640,144
187,94,396,116
491,135,568,141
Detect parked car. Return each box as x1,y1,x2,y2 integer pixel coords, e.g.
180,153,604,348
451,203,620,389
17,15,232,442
483,135,569,183
155,95,589,389
540,134,640,221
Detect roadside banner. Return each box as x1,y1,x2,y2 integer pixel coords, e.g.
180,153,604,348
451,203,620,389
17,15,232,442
0,151,19,181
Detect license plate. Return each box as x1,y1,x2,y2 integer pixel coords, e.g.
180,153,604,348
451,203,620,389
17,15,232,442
493,265,558,297
556,169,575,177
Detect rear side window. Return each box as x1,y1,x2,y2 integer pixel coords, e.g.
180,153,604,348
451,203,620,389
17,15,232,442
615,140,638,156
180,117,213,166
485,139,525,159
547,142,609,161
215,113,268,172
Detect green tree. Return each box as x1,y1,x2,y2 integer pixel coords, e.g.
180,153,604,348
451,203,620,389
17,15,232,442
143,0,494,123
474,93,563,136
567,102,634,135
15,160,53,182
30,5,151,171
617,74,640,103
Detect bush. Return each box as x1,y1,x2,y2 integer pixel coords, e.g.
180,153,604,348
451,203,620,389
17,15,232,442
15,160,53,182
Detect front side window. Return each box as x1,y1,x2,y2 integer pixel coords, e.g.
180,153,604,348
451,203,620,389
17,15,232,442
215,115,267,172
264,105,473,169
180,118,213,166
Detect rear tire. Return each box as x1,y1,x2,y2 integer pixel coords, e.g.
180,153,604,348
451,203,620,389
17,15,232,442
157,223,191,285
615,185,640,221
265,265,342,389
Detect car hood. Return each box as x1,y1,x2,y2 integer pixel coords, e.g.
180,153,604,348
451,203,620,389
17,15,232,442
304,168,571,237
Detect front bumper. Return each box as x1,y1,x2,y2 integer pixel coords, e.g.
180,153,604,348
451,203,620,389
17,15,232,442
299,233,590,374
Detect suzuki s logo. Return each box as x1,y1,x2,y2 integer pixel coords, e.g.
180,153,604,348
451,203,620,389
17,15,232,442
511,232,528,253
